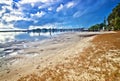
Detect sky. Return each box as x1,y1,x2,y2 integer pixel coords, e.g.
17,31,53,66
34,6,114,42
0,0,120,29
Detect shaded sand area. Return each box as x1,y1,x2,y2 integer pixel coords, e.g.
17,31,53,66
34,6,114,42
0,31,119,81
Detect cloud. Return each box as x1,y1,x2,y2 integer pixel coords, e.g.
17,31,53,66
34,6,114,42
31,11,46,18
48,7,53,11
0,6,6,17
19,0,60,4
2,13,29,22
66,1,75,8
56,4,64,12
73,11,83,18
0,0,12,5
19,0,40,4
0,22,14,29
0,0,120,29
0,3,30,22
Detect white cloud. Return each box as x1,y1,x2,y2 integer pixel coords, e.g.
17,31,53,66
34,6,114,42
10,10,23,17
37,0,59,9
1,2,30,22
19,0,58,4
0,7,6,17
56,4,64,12
48,7,52,11
0,23,14,29
56,2,75,12
66,1,75,8
0,0,25,29
0,0,28,22
38,3,50,9
38,2,55,9
19,0,40,4
0,21,22,30
40,0,51,3
73,11,81,18
31,3,35,7
0,2,13,11
31,11,46,18
2,12,30,22
0,0,12,5
73,9,87,18
0,0,13,13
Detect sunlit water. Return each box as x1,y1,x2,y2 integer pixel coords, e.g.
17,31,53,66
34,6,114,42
0,32,58,43
0,32,61,57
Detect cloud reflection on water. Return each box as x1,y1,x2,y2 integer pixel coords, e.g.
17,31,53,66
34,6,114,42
0,31,59,43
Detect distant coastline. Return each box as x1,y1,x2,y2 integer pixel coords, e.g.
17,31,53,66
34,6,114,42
0,28,89,33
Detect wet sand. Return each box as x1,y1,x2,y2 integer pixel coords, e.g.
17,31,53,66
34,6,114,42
0,31,117,81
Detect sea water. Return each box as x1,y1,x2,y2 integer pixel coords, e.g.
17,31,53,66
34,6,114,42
0,31,61,57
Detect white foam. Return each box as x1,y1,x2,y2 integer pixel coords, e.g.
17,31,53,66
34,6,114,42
9,52,18,56
25,53,39,57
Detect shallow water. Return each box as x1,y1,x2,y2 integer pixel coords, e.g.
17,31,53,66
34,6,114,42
0,31,61,57
0,32,56,43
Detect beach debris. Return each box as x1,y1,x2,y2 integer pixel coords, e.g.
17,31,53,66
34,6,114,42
6,70,10,74
40,49,44,51
36,65,41,69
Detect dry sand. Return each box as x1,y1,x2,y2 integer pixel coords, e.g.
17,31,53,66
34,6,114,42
0,31,119,81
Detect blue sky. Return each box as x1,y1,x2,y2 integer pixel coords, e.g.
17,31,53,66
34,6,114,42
0,0,120,29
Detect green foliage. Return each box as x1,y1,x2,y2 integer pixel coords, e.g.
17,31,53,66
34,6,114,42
108,3,120,30
89,3,120,31
88,23,104,31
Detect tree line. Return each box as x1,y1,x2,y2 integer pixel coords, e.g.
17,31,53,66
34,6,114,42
89,3,120,31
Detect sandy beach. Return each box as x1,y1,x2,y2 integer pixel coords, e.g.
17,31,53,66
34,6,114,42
0,31,119,81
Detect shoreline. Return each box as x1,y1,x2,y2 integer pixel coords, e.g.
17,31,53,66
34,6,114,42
0,31,116,81
0,32,97,57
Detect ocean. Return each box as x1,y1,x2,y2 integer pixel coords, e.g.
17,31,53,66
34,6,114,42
0,31,61,57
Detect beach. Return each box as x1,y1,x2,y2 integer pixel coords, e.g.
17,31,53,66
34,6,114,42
0,31,119,81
